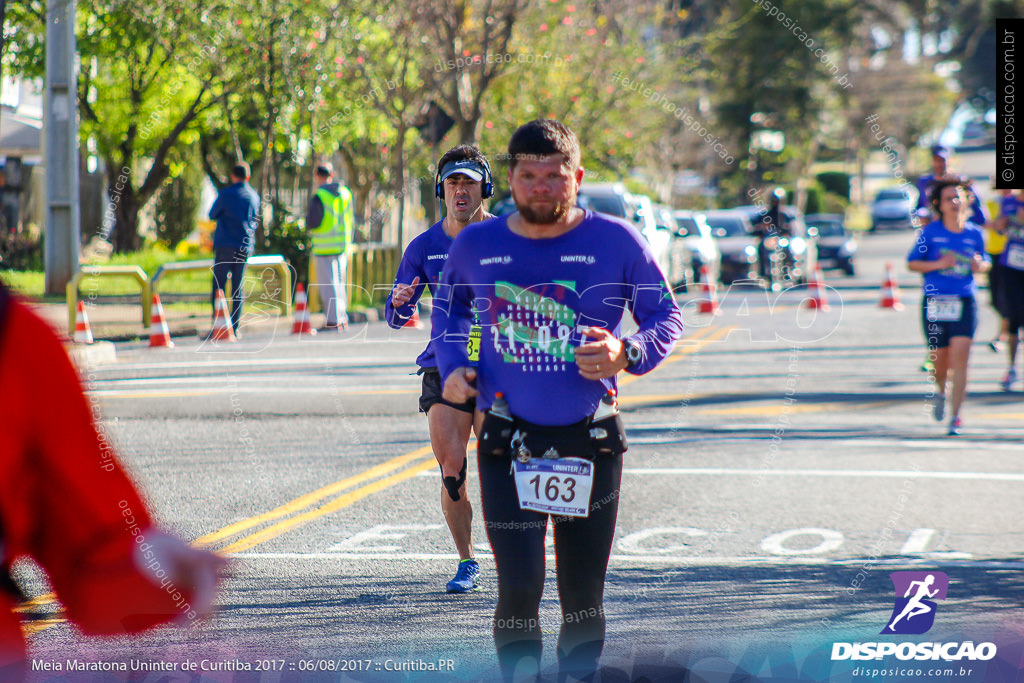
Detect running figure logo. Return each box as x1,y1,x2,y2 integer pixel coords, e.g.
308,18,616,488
881,571,949,635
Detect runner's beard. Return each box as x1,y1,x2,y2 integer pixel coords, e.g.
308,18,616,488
513,190,573,224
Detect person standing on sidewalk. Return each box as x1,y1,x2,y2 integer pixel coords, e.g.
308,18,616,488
306,163,354,331
209,162,260,336
385,145,495,592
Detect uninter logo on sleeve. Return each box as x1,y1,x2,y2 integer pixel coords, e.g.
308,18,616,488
830,571,997,663
427,254,448,261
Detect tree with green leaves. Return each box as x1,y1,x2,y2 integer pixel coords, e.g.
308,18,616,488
6,0,232,252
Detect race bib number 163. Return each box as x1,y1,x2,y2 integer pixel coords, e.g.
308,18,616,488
513,457,595,518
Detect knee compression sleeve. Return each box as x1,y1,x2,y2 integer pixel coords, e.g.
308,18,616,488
442,457,467,502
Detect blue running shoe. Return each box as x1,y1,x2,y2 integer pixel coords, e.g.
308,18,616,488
948,417,962,436
931,394,945,422
446,559,481,593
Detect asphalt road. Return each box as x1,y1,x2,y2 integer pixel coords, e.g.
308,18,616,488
18,231,1024,683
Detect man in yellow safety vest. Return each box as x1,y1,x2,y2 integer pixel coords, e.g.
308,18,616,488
306,163,354,330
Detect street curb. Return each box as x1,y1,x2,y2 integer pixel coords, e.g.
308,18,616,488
65,341,117,366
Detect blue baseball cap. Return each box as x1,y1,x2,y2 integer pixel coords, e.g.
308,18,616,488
930,144,951,159
439,160,486,183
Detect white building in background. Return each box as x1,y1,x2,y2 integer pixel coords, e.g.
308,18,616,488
0,75,43,233
0,75,106,239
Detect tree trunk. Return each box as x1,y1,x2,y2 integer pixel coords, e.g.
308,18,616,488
111,188,143,253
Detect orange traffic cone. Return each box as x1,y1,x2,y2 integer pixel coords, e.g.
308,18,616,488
803,266,830,311
403,305,424,329
879,262,904,311
73,301,94,344
292,283,316,335
210,289,237,342
148,294,174,348
697,266,719,314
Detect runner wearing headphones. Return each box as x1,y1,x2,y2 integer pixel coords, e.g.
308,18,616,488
385,144,495,593
908,179,990,436
435,120,684,681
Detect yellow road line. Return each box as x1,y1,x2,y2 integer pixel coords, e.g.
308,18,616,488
21,617,66,636
695,400,899,416
24,323,732,635
618,393,705,407
195,446,435,547
975,412,1024,420
22,447,441,635
673,325,719,345
220,458,439,554
619,325,734,389
96,389,417,399
12,593,57,612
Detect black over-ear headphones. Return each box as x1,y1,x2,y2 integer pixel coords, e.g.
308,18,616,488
435,156,494,200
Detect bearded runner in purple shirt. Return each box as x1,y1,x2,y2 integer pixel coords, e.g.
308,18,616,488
385,145,495,594
433,120,684,682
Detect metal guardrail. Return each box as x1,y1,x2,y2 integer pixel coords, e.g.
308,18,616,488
307,243,400,313
66,256,293,337
67,265,151,335
151,255,292,316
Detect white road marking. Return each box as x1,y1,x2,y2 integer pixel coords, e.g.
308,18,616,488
852,437,1024,448
621,468,1024,482
326,524,444,552
617,528,709,555
229,552,1019,567
90,375,415,388
900,528,936,554
94,356,409,372
417,467,1024,482
761,528,845,556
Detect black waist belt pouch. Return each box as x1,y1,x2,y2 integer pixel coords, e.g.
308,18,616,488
511,416,596,461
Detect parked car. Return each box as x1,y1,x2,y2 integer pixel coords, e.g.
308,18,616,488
488,194,591,217
673,210,721,286
805,213,857,276
734,204,818,285
703,210,759,284
577,184,674,285
870,187,916,231
576,182,633,220
652,204,692,290
489,195,517,216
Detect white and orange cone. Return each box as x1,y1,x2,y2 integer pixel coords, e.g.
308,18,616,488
697,266,719,314
803,266,830,311
879,262,904,311
292,283,316,335
148,293,174,348
73,301,94,344
210,289,237,342
403,306,424,329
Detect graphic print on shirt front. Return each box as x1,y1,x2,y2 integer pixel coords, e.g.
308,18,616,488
490,280,579,373
937,248,978,277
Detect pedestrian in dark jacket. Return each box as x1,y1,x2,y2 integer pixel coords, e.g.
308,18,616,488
209,162,260,335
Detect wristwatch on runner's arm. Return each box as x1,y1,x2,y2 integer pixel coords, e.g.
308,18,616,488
622,338,641,369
